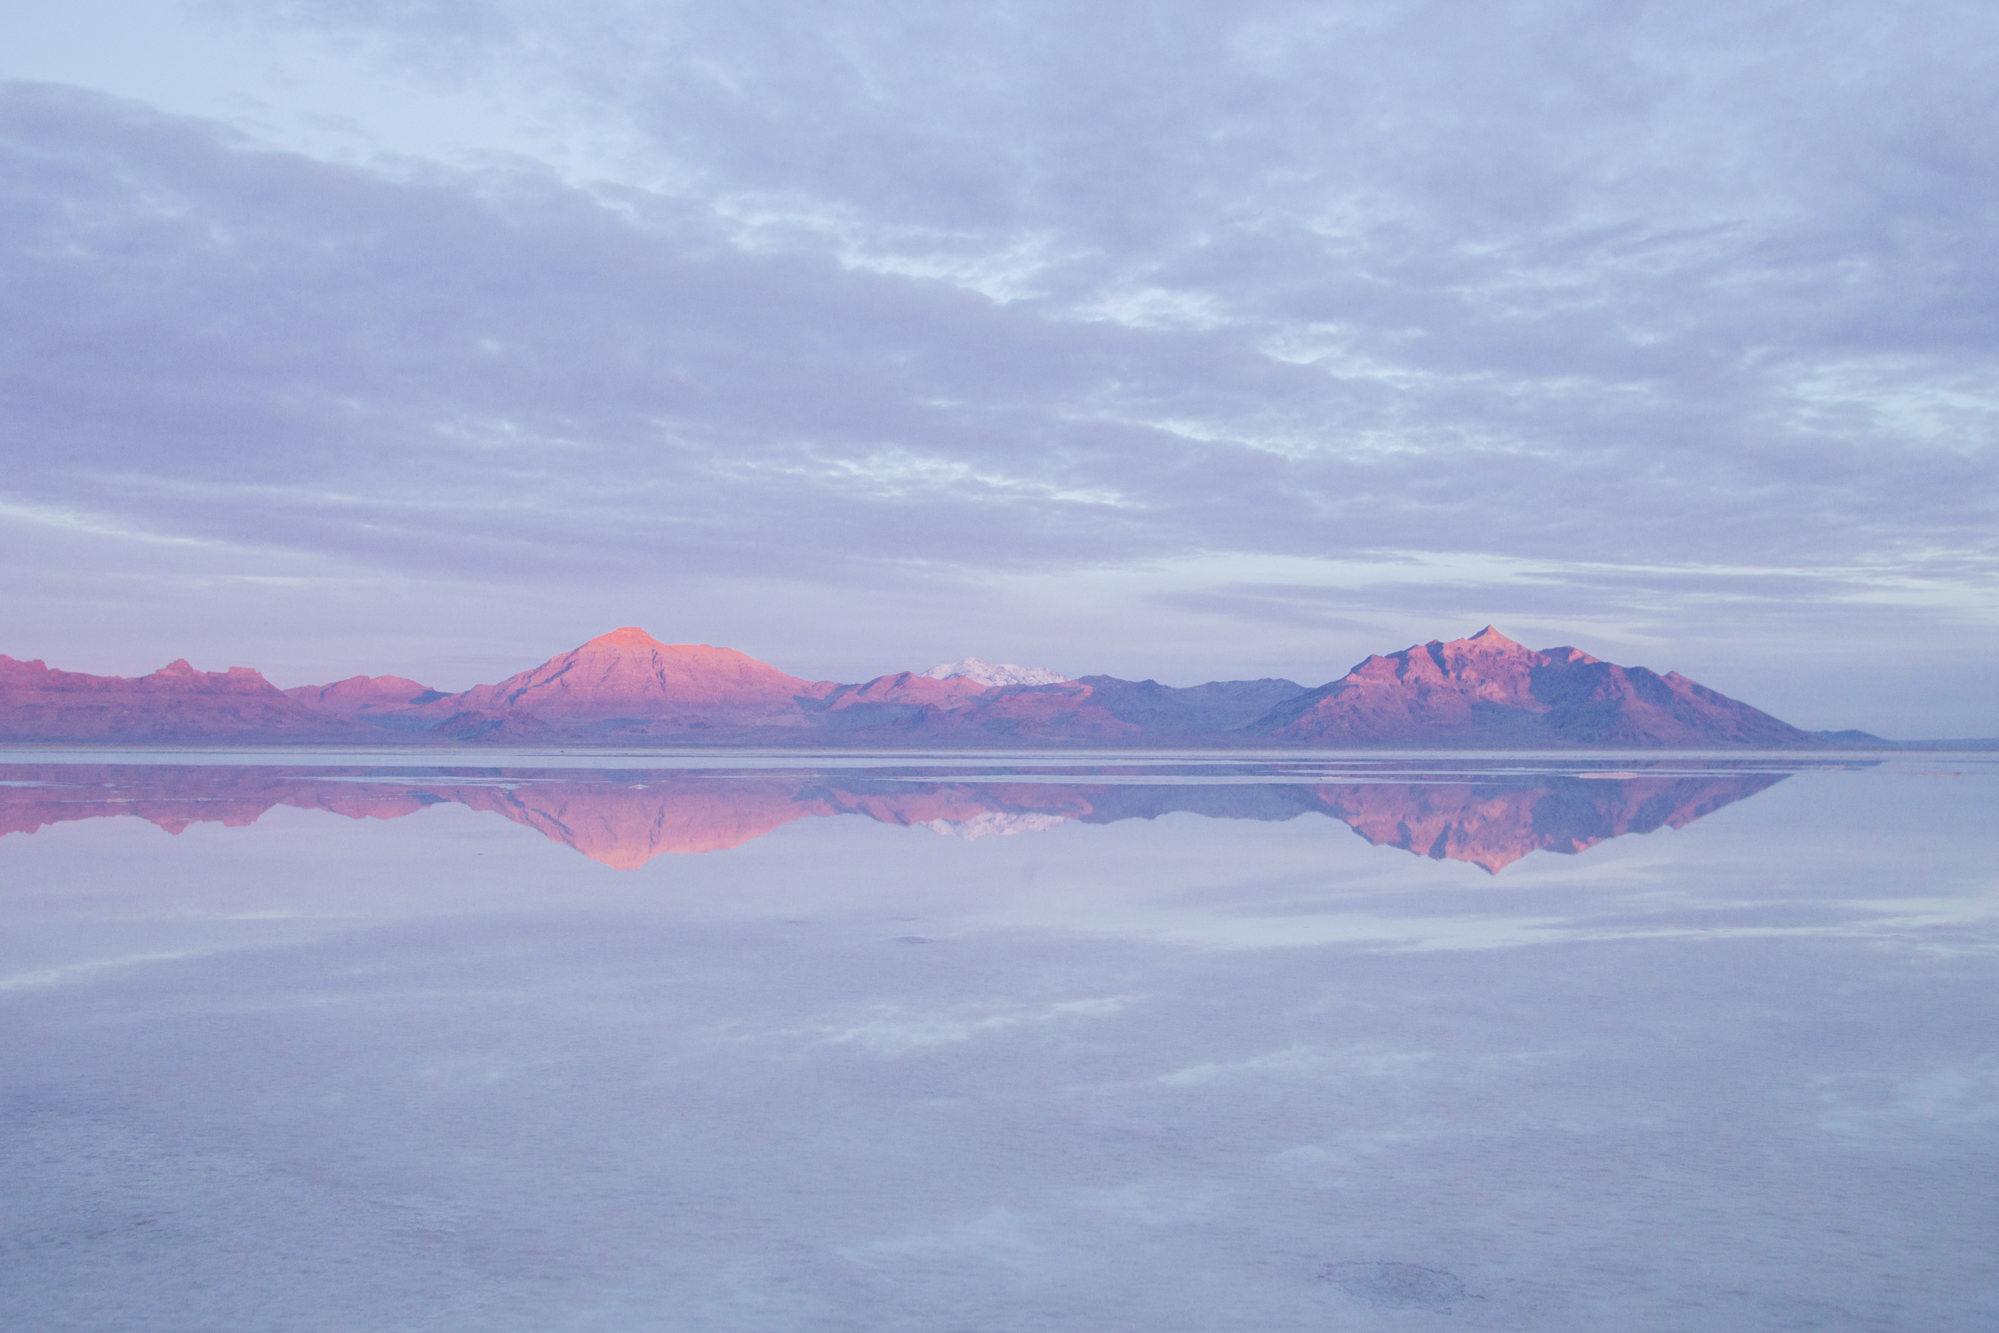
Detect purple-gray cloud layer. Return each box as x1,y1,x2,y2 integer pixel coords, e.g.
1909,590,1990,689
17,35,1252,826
1,1,1995,731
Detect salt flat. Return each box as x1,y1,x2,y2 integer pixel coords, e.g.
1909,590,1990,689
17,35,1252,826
2,754,1994,1331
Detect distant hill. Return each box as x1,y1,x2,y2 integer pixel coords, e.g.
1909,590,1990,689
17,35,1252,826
1076,676,1310,738
0,655,359,743
0,625,1883,748
1809,730,1999,751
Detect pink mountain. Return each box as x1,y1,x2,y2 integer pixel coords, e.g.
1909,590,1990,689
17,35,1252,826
284,674,435,717
0,655,358,743
283,629,1139,744
1249,626,1816,747
1,624,1830,748
283,629,845,742
424,628,841,740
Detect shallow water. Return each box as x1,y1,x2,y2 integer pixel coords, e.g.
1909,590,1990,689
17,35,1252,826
3,753,1995,1331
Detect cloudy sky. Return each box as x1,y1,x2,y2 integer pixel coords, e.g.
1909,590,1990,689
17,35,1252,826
3,0,1994,733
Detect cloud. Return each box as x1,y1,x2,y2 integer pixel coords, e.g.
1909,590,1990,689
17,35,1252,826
0,1,1995,724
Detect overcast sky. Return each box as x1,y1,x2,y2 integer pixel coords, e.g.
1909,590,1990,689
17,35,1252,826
3,1,1994,734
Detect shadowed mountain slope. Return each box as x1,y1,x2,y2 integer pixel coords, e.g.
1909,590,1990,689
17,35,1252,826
1075,676,1311,738
803,673,1138,743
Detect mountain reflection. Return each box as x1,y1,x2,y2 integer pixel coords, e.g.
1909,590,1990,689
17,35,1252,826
0,759,1837,872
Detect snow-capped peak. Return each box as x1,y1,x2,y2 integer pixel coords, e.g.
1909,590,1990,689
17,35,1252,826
923,657,1069,687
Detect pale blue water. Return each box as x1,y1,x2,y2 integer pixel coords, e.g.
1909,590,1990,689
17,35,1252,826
2,753,1995,1331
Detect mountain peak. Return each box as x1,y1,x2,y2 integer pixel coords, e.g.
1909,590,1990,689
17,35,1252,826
443,629,820,731
1465,625,1524,650
923,657,1069,688
585,627,669,650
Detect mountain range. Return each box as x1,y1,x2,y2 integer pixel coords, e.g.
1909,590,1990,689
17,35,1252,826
0,625,1844,747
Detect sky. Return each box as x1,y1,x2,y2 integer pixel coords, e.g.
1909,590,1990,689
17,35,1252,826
2,0,1995,735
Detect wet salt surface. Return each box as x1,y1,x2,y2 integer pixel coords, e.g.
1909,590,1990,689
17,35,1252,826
1320,1261,1471,1311
1,753,1996,1331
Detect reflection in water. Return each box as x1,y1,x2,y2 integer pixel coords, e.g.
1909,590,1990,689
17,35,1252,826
0,758,1836,871
4,755,1993,1332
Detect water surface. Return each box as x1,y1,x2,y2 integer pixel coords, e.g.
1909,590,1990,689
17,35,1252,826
3,753,1995,1330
